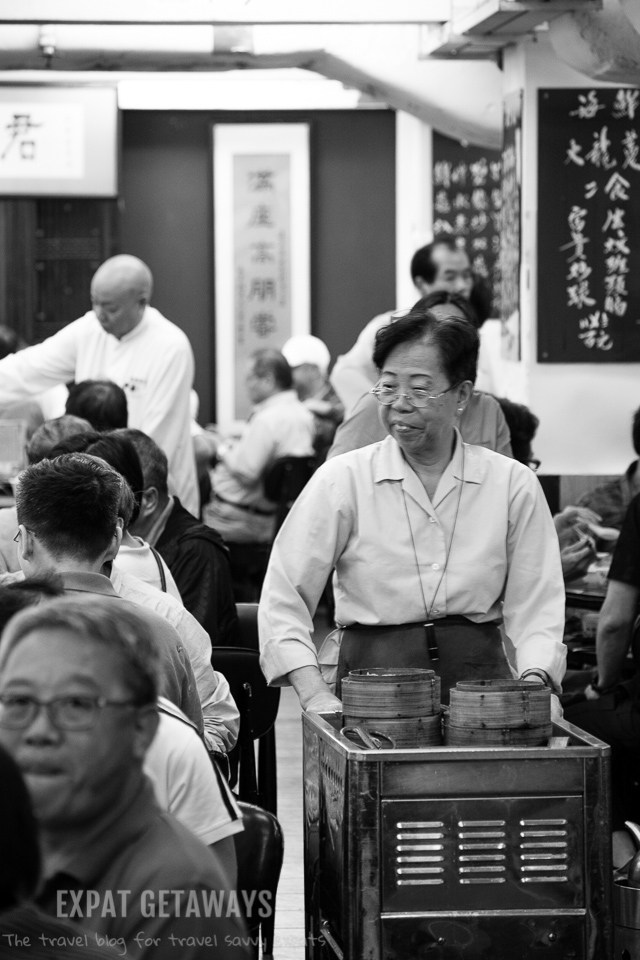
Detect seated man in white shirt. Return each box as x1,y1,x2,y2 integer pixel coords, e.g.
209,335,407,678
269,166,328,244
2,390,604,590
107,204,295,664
204,349,315,545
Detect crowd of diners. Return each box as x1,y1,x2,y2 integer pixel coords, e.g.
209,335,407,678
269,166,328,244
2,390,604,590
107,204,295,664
0,238,638,955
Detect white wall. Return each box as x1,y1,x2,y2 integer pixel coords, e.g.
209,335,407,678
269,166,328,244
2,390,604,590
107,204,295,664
502,38,637,475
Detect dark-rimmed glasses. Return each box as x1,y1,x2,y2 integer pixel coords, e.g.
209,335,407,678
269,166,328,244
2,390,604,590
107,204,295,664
0,694,139,731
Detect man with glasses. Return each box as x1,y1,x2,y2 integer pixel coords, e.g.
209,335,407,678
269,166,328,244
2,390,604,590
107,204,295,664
0,596,248,959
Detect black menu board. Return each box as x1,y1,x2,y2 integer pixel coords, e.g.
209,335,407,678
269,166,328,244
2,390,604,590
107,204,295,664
432,132,502,314
538,87,640,362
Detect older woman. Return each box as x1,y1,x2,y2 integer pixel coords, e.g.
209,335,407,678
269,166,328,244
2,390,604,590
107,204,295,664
258,310,566,713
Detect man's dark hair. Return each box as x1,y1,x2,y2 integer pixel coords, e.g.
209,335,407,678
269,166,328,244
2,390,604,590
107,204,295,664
496,398,540,465
65,379,128,432
633,406,640,457
410,237,461,284
85,434,144,526
469,274,493,326
251,349,293,391
117,428,169,498
0,744,40,909
373,307,479,385
16,454,122,563
0,324,21,361
26,415,94,465
0,579,64,634
49,432,143,527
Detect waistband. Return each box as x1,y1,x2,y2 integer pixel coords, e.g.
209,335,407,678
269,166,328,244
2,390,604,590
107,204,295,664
214,493,276,517
340,616,499,630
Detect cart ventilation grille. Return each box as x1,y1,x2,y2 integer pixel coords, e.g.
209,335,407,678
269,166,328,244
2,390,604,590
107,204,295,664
382,796,583,912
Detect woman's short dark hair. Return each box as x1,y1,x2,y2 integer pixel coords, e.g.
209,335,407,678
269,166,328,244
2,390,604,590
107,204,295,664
373,308,479,386
65,379,128,432
410,291,480,329
0,744,40,909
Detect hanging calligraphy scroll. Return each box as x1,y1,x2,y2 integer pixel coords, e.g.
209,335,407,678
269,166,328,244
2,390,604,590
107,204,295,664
501,91,523,362
538,88,640,363
0,87,117,196
432,132,502,315
213,124,310,426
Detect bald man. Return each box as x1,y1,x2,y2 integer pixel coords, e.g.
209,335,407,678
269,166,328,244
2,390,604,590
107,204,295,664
0,255,198,515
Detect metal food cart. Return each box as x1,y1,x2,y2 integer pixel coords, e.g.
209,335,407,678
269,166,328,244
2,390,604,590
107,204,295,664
303,712,611,959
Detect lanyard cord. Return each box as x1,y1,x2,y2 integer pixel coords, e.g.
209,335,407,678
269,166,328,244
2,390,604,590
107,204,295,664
401,441,465,624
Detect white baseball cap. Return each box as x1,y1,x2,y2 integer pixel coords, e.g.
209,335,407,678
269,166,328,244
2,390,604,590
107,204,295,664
281,335,331,376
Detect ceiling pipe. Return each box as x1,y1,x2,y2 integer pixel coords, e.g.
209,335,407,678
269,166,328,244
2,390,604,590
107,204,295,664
549,0,640,83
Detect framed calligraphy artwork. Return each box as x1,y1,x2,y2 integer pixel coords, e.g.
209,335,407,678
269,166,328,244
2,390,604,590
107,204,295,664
501,91,523,362
213,124,310,426
0,87,117,196
538,88,640,362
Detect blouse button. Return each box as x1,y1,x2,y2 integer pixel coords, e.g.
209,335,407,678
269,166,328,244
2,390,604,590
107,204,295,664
431,562,440,570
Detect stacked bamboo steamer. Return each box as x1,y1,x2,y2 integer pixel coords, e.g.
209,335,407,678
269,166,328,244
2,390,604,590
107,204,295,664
342,667,442,747
444,679,552,746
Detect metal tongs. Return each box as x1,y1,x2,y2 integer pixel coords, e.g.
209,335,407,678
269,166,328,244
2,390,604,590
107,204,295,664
341,724,396,750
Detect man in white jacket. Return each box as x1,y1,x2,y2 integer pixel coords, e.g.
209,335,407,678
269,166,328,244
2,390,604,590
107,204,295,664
0,254,199,516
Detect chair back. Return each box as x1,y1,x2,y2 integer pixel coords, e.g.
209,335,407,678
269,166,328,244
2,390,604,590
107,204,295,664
262,455,317,534
211,646,280,811
236,602,259,651
234,801,284,959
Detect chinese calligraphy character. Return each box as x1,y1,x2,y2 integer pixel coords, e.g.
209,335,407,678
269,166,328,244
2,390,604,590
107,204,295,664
1,113,42,161
566,260,592,282
565,139,585,167
578,311,613,351
567,282,595,309
451,163,467,185
453,193,470,210
432,219,454,236
586,127,616,169
570,91,605,120
622,130,640,171
433,161,452,188
584,181,598,199
470,212,489,233
248,170,275,191
248,279,276,301
604,235,630,255
249,205,274,228
250,313,276,337
471,188,488,211
469,158,488,186
604,172,630,201
602,207,626,232
434,190,451,215
250,242,275,263
613,88,639,120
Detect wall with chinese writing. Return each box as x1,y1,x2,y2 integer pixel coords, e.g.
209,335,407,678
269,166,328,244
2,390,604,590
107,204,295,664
120,110,395,423
502,38,640,476
538,88,640,362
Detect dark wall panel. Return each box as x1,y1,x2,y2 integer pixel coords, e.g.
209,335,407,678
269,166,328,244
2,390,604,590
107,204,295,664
121,110,395,423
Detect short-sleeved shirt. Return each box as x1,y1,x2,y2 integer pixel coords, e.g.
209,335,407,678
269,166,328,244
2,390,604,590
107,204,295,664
608,493,640,586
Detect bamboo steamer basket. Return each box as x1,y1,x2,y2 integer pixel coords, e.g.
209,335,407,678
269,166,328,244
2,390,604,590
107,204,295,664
343,713,442,748
341,667,441,719
443,710,552,747
449,679,551,730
